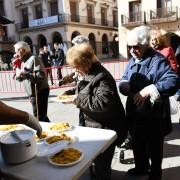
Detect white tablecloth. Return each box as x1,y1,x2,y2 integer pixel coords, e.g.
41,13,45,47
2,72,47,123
0,123,117,180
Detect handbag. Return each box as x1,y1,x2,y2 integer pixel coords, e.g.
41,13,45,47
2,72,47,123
169,96,178,114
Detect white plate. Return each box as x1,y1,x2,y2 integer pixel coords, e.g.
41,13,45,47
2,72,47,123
48,148,84,166
37,142,68,157
0,124,26,137
45,135,78,145
48,123,74,132
51,95,76,103
0,124,25,132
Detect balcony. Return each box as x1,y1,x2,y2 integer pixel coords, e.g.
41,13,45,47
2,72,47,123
150,6,178,24
121,11,149,27
16,13,117,31
87,17,95,24
71,15,80,22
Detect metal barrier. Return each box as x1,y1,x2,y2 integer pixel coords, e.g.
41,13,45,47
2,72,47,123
0,60,128,93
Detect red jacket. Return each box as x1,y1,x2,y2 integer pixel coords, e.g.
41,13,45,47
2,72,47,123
157,46,178,73
12,58,22,70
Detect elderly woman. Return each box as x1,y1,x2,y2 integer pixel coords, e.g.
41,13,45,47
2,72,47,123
150,28,178,73
58,35,89,86
63,43,127,180
119,26,180,180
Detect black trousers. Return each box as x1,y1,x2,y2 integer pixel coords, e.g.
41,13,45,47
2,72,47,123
92,142,116,180
46,67,54,85
57,67,62,80
131,129,163,176
30,88,50,122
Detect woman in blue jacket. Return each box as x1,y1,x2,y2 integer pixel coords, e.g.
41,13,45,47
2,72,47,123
119,26,180,180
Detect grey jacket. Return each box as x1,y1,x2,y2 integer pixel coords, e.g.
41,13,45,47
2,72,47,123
20,53,49,97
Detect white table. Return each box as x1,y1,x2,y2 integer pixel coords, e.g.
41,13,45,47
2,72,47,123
0,124,117,180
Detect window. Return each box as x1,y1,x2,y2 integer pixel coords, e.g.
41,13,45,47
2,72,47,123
113,10,118,27
50,0,58,16
0,0,5,16
35,4,43,19
101,7,107,26
87,4,94,24
21,8,29,28
70,1,79,22
157,0,172,9
157,0,172,17
129,1,141,22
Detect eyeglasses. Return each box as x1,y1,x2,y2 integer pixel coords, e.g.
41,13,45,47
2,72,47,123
128,45,140,50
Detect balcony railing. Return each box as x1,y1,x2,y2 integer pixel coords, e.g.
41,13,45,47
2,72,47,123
121,6,179,27
16,13,117,31
71,14,80,22
121,11,148,27
150,6,178,23
87,16,95,24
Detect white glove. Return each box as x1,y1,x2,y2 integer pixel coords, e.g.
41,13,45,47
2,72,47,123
26,113,42,137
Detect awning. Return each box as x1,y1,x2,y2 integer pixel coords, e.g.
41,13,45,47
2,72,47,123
0,15,14,25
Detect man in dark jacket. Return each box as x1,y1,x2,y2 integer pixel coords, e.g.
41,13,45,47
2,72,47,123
52,42,64,80
14,41,50,123
39,46,54,85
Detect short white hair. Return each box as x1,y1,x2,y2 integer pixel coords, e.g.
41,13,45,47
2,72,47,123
72,35,89,45
127,26,151,46
14,41,31,52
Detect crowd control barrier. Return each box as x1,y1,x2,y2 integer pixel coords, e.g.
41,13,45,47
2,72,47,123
0,60,128,93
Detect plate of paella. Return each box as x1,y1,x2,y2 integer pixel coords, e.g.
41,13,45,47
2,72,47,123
48,147,84,166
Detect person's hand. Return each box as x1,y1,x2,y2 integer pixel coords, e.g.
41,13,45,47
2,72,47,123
119,81,131,96
26,113,42,138
19,72,29,79
133,88,150,106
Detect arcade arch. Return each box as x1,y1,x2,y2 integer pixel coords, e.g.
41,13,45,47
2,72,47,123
102,34,109,54
23,36,33,52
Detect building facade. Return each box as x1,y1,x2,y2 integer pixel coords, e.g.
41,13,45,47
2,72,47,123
118,0,180,59
0,0,118,66
13,0,118,60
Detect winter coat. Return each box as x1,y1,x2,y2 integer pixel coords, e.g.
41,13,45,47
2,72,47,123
119,48,180,137
74,62,127,145
52,48,64,66
19,53,49,97
157,46,178,73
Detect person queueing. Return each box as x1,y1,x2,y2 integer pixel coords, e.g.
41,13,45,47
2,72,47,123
58,35,89,86
51,42,65,80
0,101,42,137
14,41,50,122
62,43,127,180
119,25,180,180
150,28,178,72
39,46,54,85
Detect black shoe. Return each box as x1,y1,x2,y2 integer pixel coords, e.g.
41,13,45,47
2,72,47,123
148,175,162,180
127,168,150,176
148,172,162,180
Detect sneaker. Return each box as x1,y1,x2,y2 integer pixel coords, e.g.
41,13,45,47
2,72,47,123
127,168,150,176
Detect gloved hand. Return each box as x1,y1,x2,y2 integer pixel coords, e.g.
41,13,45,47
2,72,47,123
26,113,42,138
